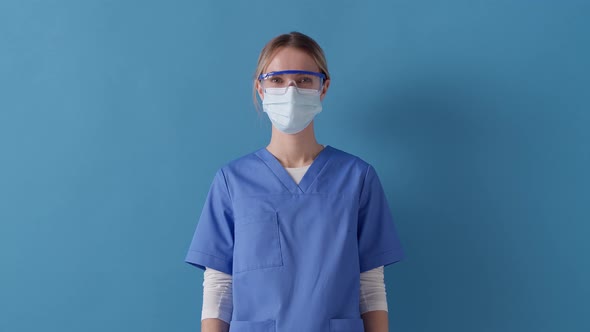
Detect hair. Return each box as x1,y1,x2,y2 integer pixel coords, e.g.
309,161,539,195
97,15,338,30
252,31,330,111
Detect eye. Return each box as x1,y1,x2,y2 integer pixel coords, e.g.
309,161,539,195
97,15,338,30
270,77,283,84
297,76,313,84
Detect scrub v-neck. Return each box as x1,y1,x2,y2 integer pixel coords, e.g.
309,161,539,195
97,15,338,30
255,145,333,194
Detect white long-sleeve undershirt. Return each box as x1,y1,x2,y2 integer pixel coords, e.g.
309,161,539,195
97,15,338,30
202,267,234,324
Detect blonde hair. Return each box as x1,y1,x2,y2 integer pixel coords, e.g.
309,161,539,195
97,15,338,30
252,31,330,111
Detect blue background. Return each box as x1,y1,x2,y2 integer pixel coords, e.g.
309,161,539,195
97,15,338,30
1,1,588,331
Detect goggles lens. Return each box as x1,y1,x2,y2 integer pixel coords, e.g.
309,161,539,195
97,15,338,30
258,70,326,95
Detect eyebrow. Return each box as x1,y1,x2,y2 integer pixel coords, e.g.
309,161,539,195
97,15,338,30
258,70,326,80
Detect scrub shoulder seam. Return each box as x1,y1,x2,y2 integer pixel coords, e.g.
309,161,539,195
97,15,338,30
218,168,233,202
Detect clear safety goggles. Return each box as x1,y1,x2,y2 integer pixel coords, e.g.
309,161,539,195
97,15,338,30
258,70,327,95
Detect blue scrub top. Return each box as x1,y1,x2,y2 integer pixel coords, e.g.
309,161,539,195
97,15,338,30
185,145,404,332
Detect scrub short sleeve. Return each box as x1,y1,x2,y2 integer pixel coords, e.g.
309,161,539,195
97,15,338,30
357,165,405,273
185,169,234,275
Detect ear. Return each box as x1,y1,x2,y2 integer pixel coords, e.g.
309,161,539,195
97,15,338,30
320,79,330,101
256,80,264,101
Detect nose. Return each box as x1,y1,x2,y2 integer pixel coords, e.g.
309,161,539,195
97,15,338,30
287,80,297,87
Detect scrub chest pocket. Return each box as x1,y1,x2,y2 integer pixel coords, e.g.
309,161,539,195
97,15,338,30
233,211,284,273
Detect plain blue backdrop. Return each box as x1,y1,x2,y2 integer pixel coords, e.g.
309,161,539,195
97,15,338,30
1,1,588,331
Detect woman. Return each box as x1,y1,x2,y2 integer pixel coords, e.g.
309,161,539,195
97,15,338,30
185,31,404,332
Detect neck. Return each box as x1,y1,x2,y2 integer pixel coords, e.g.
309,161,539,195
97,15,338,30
266,122,324,168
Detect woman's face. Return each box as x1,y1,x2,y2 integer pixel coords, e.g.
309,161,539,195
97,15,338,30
257,47,330,101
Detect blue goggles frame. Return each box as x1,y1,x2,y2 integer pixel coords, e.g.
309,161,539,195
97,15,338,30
258,70,327,81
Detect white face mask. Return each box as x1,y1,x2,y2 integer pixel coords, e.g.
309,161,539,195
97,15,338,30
262,86,322,134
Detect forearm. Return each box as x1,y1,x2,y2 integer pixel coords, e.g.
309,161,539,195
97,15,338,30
361,310,389,332
201,318,229,332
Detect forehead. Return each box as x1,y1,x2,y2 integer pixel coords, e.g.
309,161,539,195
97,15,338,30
265,47,319,73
